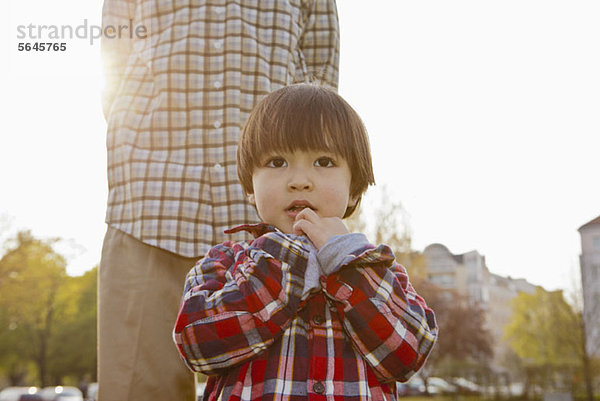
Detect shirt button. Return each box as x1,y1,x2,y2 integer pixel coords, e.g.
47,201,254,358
213,120,221,128
214,80,222,89
312,314,324,325
214,7,225,14
313,381,325,394
214,40,223,49
214,163,223,170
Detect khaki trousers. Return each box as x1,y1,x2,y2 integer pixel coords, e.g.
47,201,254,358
98,227,197,401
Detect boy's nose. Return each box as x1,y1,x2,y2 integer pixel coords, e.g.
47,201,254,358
287,170,313,191
288,181,312,191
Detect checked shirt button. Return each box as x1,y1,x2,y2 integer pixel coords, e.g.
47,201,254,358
312,314,324,325
313,381,325,394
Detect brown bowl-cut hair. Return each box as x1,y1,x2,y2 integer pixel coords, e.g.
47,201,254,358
237,84,375,218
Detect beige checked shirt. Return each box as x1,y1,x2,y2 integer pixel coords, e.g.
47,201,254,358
102,0,340,257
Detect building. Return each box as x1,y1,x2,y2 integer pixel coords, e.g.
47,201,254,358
578,215,600,357
487,274,535,359
423,243,536,365
422,244,489,304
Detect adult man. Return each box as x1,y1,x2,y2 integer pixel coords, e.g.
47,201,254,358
99,1,339,400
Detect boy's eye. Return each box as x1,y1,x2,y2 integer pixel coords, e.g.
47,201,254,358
314,157,335,168
266,157,287,168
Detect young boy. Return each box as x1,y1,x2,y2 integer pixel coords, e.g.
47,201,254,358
173,84,438,401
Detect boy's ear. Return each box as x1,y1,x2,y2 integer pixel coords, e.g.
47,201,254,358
247,193,256,205
348,195,358,208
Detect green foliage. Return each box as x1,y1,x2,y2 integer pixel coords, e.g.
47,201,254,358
0,231,97,386
503,287,591,395
505,287,581,366
48,267,97,383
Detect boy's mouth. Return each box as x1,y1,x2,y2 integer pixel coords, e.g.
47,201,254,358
286,200,315,213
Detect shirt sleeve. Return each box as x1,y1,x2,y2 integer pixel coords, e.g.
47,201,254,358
317,233,370,276
298,0,340,88
173,232,310,375
322,243,438,383
101,0,136,119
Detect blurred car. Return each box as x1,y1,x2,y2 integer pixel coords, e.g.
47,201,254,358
0,387,39,401
397,376,426,396
426,377,457,395
508,382,525,396
84,383,97,401
18,395,43,401
485,382,526,397
449,377,482,394
397,376,458,396
38,387,83,401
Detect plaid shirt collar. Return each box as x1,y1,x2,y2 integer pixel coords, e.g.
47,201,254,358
224,222,278,238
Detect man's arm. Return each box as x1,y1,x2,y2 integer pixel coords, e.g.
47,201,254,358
173,232,310,375
321,242,438,383
298,0,340,88
101,0,135,119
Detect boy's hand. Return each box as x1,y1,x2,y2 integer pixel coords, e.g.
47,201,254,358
292,208,349,250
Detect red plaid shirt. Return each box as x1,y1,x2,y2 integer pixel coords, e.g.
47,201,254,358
174,224,437,401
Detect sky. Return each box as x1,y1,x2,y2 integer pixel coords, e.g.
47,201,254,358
1,0,599,293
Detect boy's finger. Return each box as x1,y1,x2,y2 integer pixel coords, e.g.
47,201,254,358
292,219,309,236
294,207,319,222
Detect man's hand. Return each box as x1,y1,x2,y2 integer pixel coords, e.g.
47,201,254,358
292,208,349,250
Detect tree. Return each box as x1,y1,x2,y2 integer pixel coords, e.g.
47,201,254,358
48,267,97,383
505,288,582,395
0,231,98,387
0,306,30,385
50,268,98,380
413,277,493,384
566,269,597,401
347,186,427,279
0,231,67,386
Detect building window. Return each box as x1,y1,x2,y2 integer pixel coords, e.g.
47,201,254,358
430,274,455,288
594,236,600,251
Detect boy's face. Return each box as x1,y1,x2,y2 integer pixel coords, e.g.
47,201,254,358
248,150,357,234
